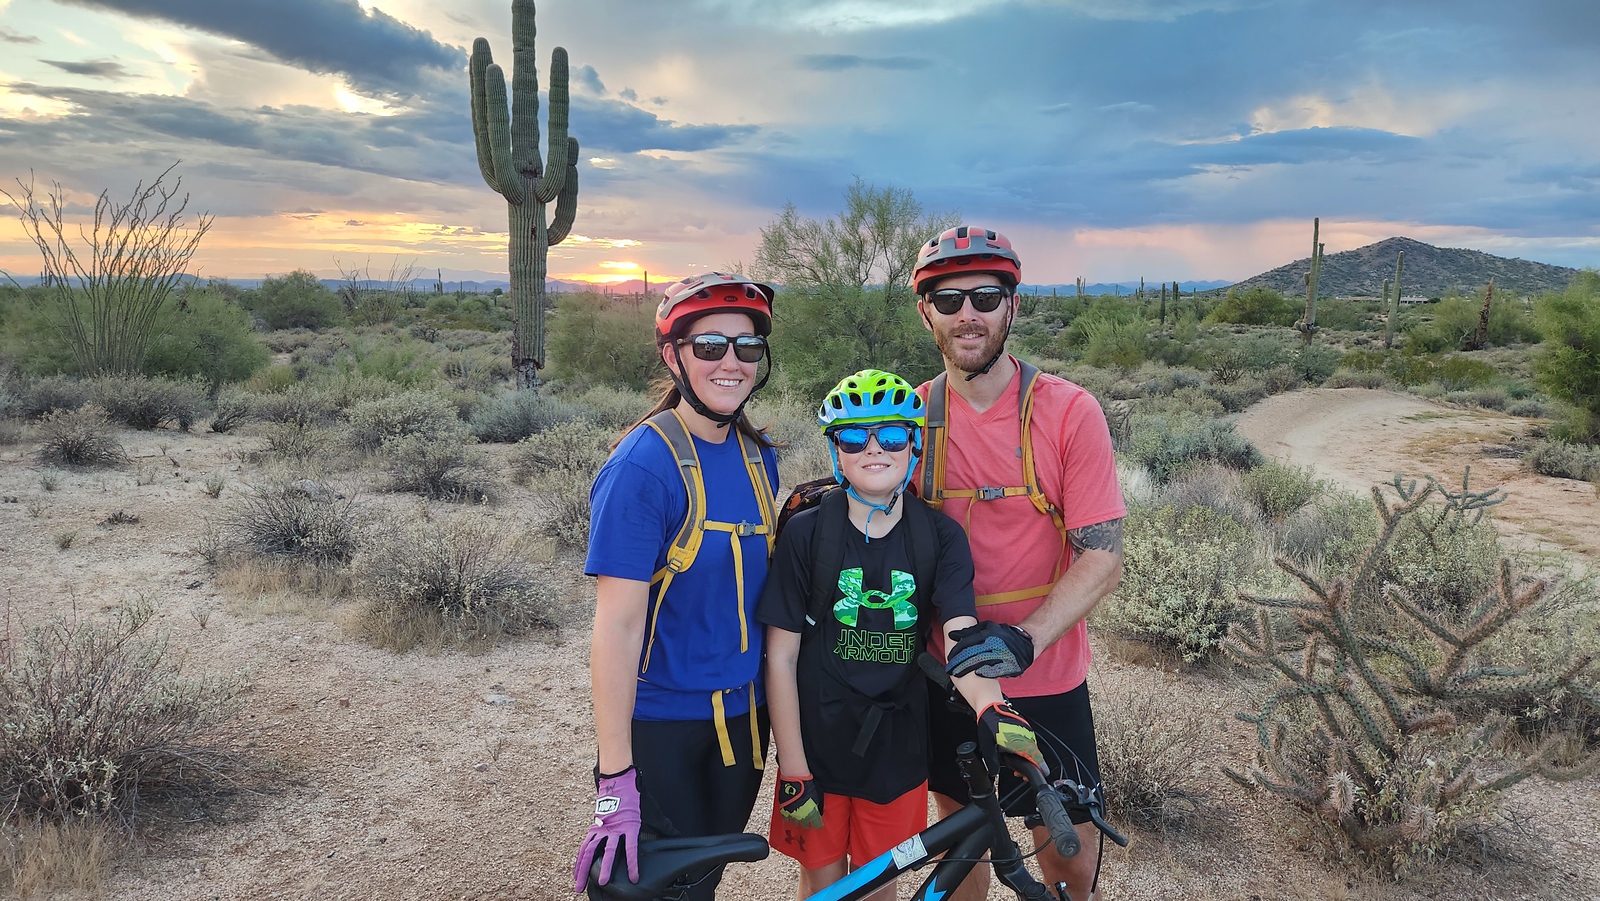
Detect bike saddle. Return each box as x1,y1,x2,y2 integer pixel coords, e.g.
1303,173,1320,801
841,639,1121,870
586,833,770,900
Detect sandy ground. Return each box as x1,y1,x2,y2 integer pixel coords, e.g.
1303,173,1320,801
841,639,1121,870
1,396,1597,900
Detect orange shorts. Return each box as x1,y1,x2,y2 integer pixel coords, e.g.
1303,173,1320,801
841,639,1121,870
768,781,928,870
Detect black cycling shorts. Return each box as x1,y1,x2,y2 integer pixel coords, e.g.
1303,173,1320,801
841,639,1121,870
925,679,1101,825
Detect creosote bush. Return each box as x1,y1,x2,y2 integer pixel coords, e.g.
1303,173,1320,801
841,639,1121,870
35,405,126,467
1242,461,1327,521
1521,437,1600,483
1225,474,1600,875
0,597,248,826
343,389,461,453
89,375,207,430
355,508,559,651
468,389,584,443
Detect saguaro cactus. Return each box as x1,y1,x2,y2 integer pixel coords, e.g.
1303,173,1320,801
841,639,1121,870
1386,250,1404,350
1297,217,1322,345
470,0,580,388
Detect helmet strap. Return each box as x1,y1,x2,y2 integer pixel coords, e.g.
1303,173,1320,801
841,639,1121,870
666,340,771,429
963,303,1015,382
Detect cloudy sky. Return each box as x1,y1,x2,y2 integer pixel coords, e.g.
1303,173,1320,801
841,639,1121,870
1,0,1597,287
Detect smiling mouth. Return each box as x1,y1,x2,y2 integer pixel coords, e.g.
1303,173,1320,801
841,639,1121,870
710,377,743,389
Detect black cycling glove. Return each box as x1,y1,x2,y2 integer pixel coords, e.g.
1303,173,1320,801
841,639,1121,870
946,621,1035,679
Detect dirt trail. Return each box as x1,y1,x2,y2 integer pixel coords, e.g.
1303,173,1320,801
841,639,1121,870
1236,388,1599,570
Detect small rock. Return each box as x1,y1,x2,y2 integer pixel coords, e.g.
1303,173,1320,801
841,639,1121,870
485,694,514,706
474,763,490,772
338,698,350,708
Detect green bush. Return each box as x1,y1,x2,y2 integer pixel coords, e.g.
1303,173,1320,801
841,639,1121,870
1241,461,1326,520
510,420,615,548
0,598,247,822
144,290,270,388
1205,287,1299,326
343,390,461,453
355,508,557,651
1097,503,1259,662
35,405,126,467
1533,271,1600,441
470,390,586,443
209,389,252,433
1123,412,1263,484
547,293,664,391
564,385,652,432
243,270,344,329
1081,315,1150,369
1276,493,1376,571
1407,293,1542,352
1292,344,1341,384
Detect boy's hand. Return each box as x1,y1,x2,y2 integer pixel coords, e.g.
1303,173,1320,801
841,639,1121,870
574,766,642,891
947,621,1034,679
777,774,824,829
978,701,1044,772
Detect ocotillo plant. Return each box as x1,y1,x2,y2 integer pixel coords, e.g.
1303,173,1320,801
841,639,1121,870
1386,250,1404,349
470,0,580,388
1297,218,1322,345
1225,472,1600,872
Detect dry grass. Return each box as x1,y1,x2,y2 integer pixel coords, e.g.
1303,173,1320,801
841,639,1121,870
0,818,113,897
1091,671,1213,831
35,406,126,468
213,559,351,618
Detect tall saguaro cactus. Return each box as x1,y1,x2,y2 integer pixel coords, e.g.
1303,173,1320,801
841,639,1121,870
470,0,580,389
1297,217,1322,346
1386,250,1405,349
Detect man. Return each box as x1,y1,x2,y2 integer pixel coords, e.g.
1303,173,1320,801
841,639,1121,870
912,226,1125,901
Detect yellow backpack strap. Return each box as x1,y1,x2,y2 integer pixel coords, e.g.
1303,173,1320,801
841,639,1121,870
1015,360,1066,536
734,427,779,553
640,410,705,673
920,372,949,510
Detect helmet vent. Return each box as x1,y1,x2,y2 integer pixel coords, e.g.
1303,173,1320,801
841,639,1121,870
956,226,969,239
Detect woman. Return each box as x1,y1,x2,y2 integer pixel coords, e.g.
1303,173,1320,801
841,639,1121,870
574,273,780,898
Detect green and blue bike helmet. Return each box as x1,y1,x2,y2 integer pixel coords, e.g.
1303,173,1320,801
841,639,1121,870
818,369,925,530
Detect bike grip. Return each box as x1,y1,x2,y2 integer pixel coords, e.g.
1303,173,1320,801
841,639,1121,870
917,651,953,690
1035,789,1080,858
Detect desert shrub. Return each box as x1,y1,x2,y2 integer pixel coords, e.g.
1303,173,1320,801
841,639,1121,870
508,421,611,548
381,430,499,503
248,385,338,425
0,597,247,823
35,406,126,467
1122,412,1262,484
1292,344,1341,384
143,289,270,388
1521,438,1600,483
347,335,441,389
343,390,460,453
1226,477,1600,875
1153,463,1257,528
749,391,833,489
1261,364,1301,395
211,481,365,565
1533,271,1600,441
15,375,89,418
1205,287,1298,326
1324,369,1391,389
87,375,207,430
1081,315,1150,369
251,421,337,465
1131,386,1226,418
564,385,652,432
355,509,559,651
1445,387,1510,411
1506,398,1548,419
1432,356,1499,392
1275,493,1377,572
1408,294,1543,352
1091,673,1210,828
1200,376,1268,413
208,389,252,433
469,390,585,443
242,270,344,329
441,345,512,393
1242,461,1326,520
1096,503,1259,662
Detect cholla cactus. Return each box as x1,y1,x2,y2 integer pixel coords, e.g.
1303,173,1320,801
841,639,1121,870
1224,472,1600,870
470,0,580,388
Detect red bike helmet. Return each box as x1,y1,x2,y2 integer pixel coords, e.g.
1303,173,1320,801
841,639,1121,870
655,272,775,345
910,226,1022,296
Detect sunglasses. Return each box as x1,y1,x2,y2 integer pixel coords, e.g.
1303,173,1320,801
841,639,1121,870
684,333,768,363
927,286,1010,315
828,423,914,454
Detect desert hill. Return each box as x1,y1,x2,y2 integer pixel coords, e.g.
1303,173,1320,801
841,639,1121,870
1228,236,1581,298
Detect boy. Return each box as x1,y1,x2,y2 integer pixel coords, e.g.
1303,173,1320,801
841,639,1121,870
758,369,1041,899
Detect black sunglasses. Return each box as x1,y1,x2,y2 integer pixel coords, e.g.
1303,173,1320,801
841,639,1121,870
827,423,913,454
684,333,768,363
927,286,1009,315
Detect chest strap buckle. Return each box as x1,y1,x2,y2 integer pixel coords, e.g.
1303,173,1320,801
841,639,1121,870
976,486,1007,501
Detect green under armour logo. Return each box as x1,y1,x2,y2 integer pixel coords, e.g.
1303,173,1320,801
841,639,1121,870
833,568,918,630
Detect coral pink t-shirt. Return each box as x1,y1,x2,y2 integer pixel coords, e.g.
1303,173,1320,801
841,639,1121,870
916,358,1126,697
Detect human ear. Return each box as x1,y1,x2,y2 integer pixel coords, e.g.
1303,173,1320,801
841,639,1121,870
660,342,682,378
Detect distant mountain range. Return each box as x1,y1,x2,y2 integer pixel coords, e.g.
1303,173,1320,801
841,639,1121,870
1227,237,1581,298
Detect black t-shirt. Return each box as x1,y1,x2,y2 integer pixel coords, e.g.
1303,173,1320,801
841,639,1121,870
757,502,977,803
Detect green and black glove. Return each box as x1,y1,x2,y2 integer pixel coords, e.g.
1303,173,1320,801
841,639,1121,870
777,774,824,830
978,701,1044,772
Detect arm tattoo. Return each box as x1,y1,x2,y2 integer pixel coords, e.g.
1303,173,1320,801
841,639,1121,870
1068,517,1124,555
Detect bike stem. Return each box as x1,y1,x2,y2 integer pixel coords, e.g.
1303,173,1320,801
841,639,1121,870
955,743,1058,901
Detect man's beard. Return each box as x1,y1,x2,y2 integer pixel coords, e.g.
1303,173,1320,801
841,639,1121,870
932,318,1008,374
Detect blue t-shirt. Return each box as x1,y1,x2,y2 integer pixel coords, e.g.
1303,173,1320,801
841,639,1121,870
586,423,779,722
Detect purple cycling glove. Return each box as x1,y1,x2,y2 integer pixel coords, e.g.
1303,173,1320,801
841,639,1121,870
573,765,642,892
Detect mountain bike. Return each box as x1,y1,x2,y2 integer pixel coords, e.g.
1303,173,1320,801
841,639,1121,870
586,659,1129,901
